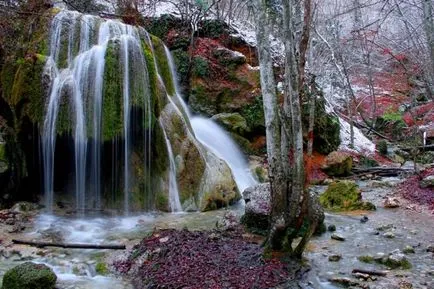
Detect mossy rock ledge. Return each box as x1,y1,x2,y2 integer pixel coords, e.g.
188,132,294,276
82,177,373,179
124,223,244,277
1,262,57,289
320,181,376,211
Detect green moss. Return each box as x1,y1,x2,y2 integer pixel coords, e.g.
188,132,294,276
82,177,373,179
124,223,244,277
0,144,5,161
198,19,227,38
151,36,175,96
320,181,376,211
155,191,169,211
1,262,57,289
95,262,109,276
377,140,388,156
201,189,240,211
241,95,265,132
172,49,190,85
358,255,375,263
9,56,46,124
102,40,123,140
192,57,209,78
359,156,379,168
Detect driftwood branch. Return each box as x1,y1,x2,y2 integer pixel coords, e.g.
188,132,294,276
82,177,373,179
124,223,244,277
352,166,412,176
352,268,387,277
12,239,125,250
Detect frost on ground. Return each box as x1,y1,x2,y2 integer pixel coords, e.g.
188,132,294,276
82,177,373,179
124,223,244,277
339,117,375,154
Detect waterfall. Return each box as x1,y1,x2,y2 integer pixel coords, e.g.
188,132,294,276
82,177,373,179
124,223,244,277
159,121,182,212
190,117,257,193
41,9,254,214
42,11,151,214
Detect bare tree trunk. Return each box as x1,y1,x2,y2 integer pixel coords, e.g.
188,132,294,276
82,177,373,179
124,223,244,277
282,0,306,255
249,0,288,250
423,0,434,98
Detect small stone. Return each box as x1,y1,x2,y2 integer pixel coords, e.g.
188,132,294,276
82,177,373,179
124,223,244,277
352,272,370,281
427,245,434,253
384,197,400,208
159,237,169,243
328,254,342,262
403,245,415,254
420,175,434,188
383,232,395,239
331,234,345,241
327,224,336,232
360,216,369,223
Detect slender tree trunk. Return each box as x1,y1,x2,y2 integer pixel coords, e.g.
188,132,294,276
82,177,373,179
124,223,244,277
250,0,288,250
423,0,434,98
282,0,306,254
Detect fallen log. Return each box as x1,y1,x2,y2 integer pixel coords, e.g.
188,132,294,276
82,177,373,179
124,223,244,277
352,268,387,277
352,166,413,177
12,239,125,250
400,144,434,152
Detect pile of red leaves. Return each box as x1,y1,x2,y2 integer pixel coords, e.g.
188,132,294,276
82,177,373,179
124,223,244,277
114,229,293,289
397,168,434,210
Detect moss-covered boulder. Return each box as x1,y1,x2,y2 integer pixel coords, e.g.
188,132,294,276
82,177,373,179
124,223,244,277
1,262,57,289
320,181,376,211
322,151,353,177
211,113,249,135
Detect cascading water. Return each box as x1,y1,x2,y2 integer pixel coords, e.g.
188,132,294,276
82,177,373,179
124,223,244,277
41,9,255,214
163,46,258,193
190,118,258,193
159,121,182,212
42,11,152,214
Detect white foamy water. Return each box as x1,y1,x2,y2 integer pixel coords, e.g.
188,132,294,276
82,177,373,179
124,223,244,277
190,117,257,193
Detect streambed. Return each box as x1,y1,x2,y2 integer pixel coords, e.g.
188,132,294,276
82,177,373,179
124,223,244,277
0,179,433,289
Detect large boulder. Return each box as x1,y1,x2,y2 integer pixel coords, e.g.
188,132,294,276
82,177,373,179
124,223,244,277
241,183,325,235
319,181,376,211
241,183,271,233
211,113,249,135
321,151,353,177
1,262,57,289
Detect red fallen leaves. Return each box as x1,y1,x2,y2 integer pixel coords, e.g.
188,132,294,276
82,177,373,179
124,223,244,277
397,168,434,210
114,229,292,289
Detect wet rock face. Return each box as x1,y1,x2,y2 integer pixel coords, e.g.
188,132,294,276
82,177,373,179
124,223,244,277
1,262,57,289
321,151,353,177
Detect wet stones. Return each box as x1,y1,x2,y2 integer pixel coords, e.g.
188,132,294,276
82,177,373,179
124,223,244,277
383,197,400,208
331,234,345,241
328,254,342,262
383,231,395,239
403,245,415,254
419,175,434,188
327,224,336,232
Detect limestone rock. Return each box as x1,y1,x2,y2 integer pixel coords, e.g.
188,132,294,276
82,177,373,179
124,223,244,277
420,175,434,188
212,113,249,135
383,197,400,208
212,47,246,66
1,262,57,289
321,151,353,177
331,234,345,241
241,183,271,232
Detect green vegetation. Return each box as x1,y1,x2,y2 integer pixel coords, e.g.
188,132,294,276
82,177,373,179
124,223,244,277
198,19,227,38
359,156,379,168
192,57,209,78
377,140,388,155
241,95,265,132
320,181,376,211
151,35,175,96
102,40,123,140
95,262,109,275
172,49,190,85
1,262,57,289
358,255,375,263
